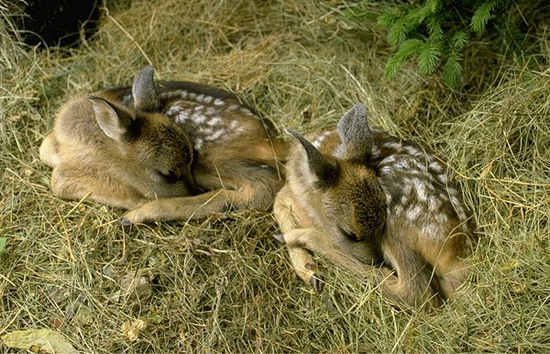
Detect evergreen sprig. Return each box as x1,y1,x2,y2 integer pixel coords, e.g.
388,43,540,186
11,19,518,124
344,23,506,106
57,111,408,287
347,0,510,87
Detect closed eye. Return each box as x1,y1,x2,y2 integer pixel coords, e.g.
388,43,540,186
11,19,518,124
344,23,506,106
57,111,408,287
338,226,360,242
156,170,179,184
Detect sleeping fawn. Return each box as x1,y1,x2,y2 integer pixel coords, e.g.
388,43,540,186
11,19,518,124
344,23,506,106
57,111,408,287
274,104,474,308
40,66,287,223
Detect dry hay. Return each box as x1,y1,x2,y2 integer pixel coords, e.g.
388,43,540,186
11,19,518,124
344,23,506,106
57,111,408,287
0,0,549,352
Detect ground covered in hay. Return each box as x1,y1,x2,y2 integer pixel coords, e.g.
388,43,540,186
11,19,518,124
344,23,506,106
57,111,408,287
1,0,549,352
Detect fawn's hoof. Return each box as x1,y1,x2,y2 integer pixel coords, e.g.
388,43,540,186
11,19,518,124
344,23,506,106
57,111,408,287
310,274,324,293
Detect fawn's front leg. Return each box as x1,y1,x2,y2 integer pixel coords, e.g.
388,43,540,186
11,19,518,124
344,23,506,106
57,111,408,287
284,227,442,307
120,189,232,224
120,182,276,224
274,185,381,292
273,185,323,291
121,161,282,223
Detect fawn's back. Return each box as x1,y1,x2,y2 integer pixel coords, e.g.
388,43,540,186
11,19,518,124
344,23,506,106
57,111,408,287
312,127,472,266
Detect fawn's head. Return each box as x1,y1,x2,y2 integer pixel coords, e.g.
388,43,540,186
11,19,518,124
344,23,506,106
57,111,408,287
90,66,195,193
289,105,387,241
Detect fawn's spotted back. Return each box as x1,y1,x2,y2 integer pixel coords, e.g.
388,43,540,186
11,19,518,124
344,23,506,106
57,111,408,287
119,83,275,152
310,128,472,239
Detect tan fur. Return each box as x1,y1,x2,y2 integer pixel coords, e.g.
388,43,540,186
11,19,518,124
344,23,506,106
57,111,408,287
40,66,287,222
274,105,474,308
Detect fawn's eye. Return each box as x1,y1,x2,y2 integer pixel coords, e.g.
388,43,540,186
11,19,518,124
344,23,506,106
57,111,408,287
156,170,179,184
338,226,360,242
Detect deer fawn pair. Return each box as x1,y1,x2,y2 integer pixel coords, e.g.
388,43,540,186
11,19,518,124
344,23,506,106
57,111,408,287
40,66,473,307
40,66,287,224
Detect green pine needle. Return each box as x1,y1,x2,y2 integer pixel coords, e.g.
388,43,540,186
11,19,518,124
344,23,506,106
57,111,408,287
418,41,442,75
471,0,497,34
443,51,463,87
385,39,423,77
387,18,409,46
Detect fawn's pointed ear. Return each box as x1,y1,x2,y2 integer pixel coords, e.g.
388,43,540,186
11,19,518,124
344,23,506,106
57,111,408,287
287,129,339,189
89,96,135,142
132,65,160,112
335,104,373,161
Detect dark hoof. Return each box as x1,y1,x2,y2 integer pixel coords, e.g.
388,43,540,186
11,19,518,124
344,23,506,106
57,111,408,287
273,234,285,243
310,274,324,293
118,218,133,232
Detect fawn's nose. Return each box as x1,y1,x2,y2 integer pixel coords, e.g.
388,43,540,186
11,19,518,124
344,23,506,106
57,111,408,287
178,161,202,195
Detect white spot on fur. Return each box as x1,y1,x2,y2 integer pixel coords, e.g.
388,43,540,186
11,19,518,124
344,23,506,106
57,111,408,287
404,145,419,155
229,120,239,130
427,196,442,212
203,95,213,104
393,158,410,170
196,94,205,102
192,112,206,124
414,178,428,202
214,98,225,106
194,105,204,111
180,90,188,99
175,111,190,124
384,191,392,204
383,141,401,150
207,117,222,126
240,107,253,115
206,129,224,141
166,105,182,115
407,205,423,221
194,138,203,150
394,204,404,215
226,104,239,112
199,126,213,135
438,173,449,184
379,165,392,175
189,92,197,99
380,155,396,165
403,183,413,197
429,161,443,173
371,145,381,158
206,107,217,115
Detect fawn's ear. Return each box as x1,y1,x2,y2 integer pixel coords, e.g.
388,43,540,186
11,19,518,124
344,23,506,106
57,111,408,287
132,65,160,112
335,104,373,161
89,96,136,142
287,129,339,189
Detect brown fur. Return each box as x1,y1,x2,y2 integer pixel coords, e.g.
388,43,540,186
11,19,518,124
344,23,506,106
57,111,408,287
274,105,474,308
40,66,287,222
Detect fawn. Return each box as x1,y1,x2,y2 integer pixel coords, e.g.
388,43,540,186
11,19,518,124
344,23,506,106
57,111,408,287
40,66,287,223
274,104,474,308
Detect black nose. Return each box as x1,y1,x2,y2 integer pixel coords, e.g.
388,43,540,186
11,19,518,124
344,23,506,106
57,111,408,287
163,170,180,184
338,226,362,242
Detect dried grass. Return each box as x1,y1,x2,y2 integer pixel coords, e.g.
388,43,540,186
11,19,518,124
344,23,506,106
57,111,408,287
1,0,549,352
